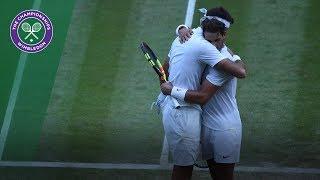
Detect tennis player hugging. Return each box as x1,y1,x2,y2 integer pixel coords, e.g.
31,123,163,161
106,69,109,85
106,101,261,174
156,6,246,180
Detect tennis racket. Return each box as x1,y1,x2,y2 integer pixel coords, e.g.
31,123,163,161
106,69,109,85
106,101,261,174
139,42,167,82
139,42,182,108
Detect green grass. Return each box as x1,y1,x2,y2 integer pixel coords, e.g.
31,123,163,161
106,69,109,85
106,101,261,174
290,0,320,167
0,0,75,160
194,0,320,168
37,0,187,163
0,0,32,140
37,0,99,161
236,0,319,168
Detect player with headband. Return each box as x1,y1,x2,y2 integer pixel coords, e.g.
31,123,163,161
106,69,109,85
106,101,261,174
157,6,246,180
162,7,245,180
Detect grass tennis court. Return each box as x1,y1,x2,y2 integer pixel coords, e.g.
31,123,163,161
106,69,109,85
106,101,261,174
1,167,319,180
0,0,319,179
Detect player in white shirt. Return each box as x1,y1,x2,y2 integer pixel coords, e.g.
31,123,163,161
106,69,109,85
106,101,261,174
161,7,244,180
159,7,246,180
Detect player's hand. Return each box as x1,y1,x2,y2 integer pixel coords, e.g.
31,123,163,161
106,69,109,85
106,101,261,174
160,82,173,95
178,27,193,43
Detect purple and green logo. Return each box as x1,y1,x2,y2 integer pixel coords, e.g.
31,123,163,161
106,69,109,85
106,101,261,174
10,10,53,53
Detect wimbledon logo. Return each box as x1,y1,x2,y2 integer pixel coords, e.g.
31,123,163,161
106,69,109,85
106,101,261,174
10,10,53,53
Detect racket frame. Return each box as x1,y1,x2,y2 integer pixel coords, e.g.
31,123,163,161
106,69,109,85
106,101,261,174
140,42,167,82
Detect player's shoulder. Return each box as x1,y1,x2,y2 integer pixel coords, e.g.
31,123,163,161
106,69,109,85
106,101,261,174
195,29,216,50
221,45,233,59
171,36,180,45
192,27,203,35
187,39,213,55
190,33,214,51
170,36,183,50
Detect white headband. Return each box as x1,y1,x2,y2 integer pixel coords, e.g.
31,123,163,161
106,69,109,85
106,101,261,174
199,8,230,28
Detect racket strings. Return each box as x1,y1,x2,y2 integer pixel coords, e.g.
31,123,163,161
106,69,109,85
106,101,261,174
21,22,31,32
21,22,42,41
32,22,42,32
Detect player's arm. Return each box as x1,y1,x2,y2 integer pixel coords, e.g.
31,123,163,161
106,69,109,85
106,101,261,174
177,26,247,78
215,56,246,79
161,80,220,105
200,43,247,79
161,66,228,105
163,56,170,77
210,39,247,78
184,80,218,105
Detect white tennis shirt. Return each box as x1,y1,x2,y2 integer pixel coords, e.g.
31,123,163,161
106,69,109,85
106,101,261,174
167,27,227,108
202,45,242,130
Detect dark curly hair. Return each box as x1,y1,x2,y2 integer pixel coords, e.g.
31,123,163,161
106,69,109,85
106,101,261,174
201,6,234,34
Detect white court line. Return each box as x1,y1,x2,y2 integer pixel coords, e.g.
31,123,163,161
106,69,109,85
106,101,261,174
0,161,319,174
159,0,197,166
0,0,42,159
184,0,197,27
0,53,27,158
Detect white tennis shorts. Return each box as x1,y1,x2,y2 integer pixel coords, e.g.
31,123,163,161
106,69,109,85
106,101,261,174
201,125,242,163
162,101,201,166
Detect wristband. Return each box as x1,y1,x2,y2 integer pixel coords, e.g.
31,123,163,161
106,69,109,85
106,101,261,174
175,24,188,36
232,55,241,62
171,86,187,101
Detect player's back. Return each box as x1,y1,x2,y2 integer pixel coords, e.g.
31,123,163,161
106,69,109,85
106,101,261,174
166,27,226,107
168,34,207,91
168,27,225,89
